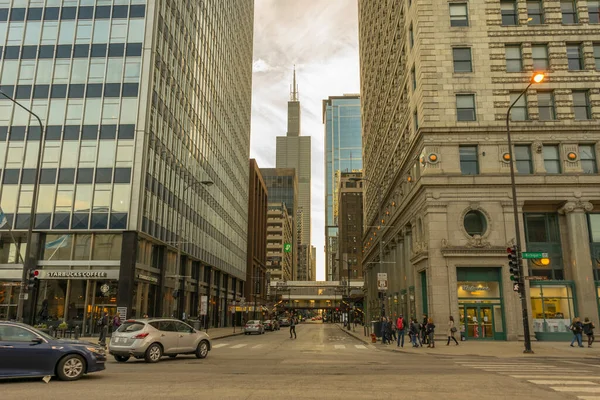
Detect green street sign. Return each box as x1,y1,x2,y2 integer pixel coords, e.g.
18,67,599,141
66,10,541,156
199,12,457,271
284,243,291,253
521,252,548,259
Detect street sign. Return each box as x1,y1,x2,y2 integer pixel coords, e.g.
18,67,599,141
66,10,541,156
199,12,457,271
18,293,29,300
284,243,292,253
117,307,127,321
377,273,388,291
521,252,548,259
512,282,520,292
525,276,549,280
200,295,208,316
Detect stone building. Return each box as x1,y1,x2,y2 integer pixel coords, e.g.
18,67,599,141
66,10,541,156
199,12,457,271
358,0,600,340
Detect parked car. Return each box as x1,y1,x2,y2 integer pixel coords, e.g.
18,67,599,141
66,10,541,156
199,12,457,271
243,320,265,335
109,318,211,363
263,320,276,331
0,321,106,381
278,318,290,327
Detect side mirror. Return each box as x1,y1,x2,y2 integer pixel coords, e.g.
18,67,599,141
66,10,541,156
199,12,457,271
31,337,44,345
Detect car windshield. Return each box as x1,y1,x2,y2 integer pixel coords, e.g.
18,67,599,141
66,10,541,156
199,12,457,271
25,325,54,341
248,320,260,324
117,321,146,332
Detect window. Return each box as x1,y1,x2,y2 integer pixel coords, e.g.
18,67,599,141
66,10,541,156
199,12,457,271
590,1,600,23
537,91,555,121
463,210,487,236
561,0,578,24
515,145,533,174
108,43,125,57
456,94,476,121
459,146,478,175
573,91,591,120
95,6,111,19
501,0,518,25
409,25,414,49
453,47,472,72
594,43,600,70
527,0,544,24
34,85,50,99
580,144,597,174
125,43,143,57
38,45,55,59
543,145,561,173
413,110,419,132
567,44,584,70
112,5,129,18
411,66,416,90
530,285,574,331
450,3,469,26
130,5,146,18
510,92,528,121
10,8,25,21
91,44,107,57
532,44,549,70
505,45,523,72
0,325,38,342
78,6,94,20
60,7,76,20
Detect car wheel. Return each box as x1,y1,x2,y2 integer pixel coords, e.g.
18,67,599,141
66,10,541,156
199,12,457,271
145,343,163,363
114,355,130,363
56,354,86,381
195,340,209,359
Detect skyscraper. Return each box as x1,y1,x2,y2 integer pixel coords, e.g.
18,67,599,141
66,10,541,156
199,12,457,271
323,94,362,281
276,67,311,247
0,1,254,328
358,0,600,341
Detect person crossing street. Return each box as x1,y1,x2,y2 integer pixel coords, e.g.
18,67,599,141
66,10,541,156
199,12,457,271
290,315,297,339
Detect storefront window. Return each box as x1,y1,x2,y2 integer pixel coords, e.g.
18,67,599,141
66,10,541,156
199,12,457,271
36,280,67,322
588,215,600,280
524,213,563,279
0,238,25,264
92,234,122,260
73,234,92,260
42,234,73,260
531,284,574,333
0,283,18,320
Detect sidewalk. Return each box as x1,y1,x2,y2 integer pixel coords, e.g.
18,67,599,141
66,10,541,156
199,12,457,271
79,326,243,344
336,323,600,358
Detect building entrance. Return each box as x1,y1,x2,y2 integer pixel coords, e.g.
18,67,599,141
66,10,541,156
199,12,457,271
462,305,495,339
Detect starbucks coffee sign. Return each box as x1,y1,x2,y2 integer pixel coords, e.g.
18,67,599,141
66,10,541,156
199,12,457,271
461,285,490,292
39,270,119,279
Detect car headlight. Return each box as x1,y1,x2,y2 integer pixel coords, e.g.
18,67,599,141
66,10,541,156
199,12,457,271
85,346,105,355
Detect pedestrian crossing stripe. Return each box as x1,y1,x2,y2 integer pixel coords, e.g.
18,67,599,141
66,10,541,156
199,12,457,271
528,380,598,385
578,396,600,400
510,375,600,379
212,343,227,348
210,343,374,350
252,344,264,349
334,345,345,349
230,344,247,349
355,345,367,349
552,387,600,393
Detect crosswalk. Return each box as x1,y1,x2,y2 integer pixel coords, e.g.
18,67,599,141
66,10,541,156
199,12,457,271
455,359,600,399
211,342,372,351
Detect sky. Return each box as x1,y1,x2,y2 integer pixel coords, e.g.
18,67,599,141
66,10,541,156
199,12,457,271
250,0,361,281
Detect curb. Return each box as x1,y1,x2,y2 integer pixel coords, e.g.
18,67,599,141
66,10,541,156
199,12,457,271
210,331,244,340
336,323,371,344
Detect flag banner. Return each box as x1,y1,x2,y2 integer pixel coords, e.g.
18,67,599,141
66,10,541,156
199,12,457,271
44,235,70,249
0,208,7,228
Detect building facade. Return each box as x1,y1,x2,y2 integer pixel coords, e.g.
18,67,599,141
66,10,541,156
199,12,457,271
261,167,297,279
310,245,316,281
0,0,254,330
358,0,600,340
245,159,267,319
323,94,362,281
337,172,363,281
266,202,293,282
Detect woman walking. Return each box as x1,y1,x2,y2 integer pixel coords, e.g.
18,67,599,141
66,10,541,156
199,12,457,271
583,317,595,348
426,318,436,348
570,317,584,347
447,316,459,345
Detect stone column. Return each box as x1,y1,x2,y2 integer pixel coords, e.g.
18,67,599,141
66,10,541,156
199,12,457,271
559,201,598,321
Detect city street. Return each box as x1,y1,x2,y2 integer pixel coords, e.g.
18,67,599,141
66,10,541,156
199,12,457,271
2,322,597,399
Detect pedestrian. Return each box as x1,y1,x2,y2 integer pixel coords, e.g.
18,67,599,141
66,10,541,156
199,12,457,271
391,318,397,342
420,314,429,345
583,317,595,348
380,317,388,344
112,312,122,333
447,316,459,346
410,318,422,347
290,315,297,339
97,312,109,347
570,317,584,348
426,317,436,348
396,314,406,348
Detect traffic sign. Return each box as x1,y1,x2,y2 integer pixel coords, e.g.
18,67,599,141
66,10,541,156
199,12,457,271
522,252,548,259
377,273,388,291
512,282,520,292
525,276,548,280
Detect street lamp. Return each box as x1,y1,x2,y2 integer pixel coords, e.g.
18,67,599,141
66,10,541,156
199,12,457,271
336,258,352,330
505,72,545,354
174,177,213,320
350,176,386,323
1,90,47,323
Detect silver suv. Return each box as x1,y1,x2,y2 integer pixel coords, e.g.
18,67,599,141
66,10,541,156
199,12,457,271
109,318,211,363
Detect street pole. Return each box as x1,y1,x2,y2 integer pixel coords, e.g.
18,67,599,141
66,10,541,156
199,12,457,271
3,90,47,323
505,74,544,354
377,189,385,319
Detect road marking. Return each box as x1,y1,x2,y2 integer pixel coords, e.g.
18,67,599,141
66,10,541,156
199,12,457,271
528,380,598,385
252,344,264,349
577,396,600,400
334,345,346,349
212,344,228,348
355,345,367,349
510,375,600,379
231,344,247,349
565,361,600,368
552,387,600,393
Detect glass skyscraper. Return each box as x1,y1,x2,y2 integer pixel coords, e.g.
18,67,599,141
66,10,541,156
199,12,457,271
322,94,361,281
0,0,254,330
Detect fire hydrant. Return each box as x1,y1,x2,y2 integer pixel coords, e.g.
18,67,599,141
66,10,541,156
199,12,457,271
370,333,377,343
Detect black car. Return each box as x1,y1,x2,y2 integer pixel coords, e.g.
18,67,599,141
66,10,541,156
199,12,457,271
0,322,106,381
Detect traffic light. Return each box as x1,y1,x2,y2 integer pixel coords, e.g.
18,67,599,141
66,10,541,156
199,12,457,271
507,246,520,282
27,269,39,290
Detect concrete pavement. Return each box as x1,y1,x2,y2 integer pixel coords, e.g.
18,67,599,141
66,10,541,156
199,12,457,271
336,322,600,358
2,322,590,399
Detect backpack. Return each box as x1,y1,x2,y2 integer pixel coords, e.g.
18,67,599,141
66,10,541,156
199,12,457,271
397,318,404,331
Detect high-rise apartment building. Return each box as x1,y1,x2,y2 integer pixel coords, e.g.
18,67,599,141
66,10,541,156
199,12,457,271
276,68,311,247
323,94,362,281
359,1,600,341
266,202,293,282
245,159,267,319
261,167,297,279
337,172,363,281
0,0,254,329
310,245,316,281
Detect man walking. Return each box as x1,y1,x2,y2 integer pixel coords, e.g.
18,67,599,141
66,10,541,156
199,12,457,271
97,311,109,347
396,314,405,348
289,315,297,339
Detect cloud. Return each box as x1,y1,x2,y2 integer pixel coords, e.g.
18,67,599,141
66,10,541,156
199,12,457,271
251,0,360,280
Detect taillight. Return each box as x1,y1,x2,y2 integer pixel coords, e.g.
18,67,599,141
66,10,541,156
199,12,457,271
244,325,249,328
133,333,149,339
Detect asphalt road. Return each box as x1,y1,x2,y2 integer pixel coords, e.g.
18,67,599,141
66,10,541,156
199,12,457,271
1,322,595,400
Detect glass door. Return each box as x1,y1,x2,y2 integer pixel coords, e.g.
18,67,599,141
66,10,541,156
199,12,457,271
462,305,495,340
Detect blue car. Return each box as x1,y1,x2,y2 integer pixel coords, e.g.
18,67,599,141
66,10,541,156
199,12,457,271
0,321,106,381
